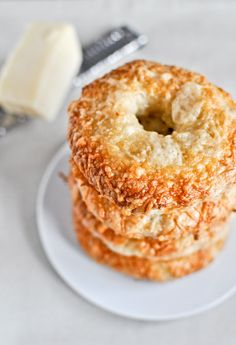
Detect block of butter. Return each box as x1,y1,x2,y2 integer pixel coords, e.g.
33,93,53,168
0,22,82,121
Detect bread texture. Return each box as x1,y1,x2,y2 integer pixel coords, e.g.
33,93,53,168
68,59,236,281
74,219,227,281
70,178,229,261
68,60,236,213
70,160,236,239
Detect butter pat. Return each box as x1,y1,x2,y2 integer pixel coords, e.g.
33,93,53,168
0,22,82,121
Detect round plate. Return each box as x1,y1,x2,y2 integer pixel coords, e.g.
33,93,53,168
37,143,236,321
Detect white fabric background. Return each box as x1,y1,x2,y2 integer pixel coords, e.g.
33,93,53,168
1,1,236,344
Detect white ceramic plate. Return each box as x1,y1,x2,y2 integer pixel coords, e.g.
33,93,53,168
37,143,236,321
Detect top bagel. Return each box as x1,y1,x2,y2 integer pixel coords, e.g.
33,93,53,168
68,60,236,212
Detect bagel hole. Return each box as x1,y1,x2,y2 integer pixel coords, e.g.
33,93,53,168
137,109,173,136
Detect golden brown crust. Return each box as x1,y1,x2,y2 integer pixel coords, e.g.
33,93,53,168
68,60,236,213
70,175,229,260
75,220,227,281
69,161,236,239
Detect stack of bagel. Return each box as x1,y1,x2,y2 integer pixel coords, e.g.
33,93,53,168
67,60,236,281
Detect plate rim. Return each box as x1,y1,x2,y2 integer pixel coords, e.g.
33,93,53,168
36,143,236,321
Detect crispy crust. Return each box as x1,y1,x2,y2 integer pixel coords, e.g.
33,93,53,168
68,60,236,213
75,220,227,281
70,175,229,260
69,161,236,239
